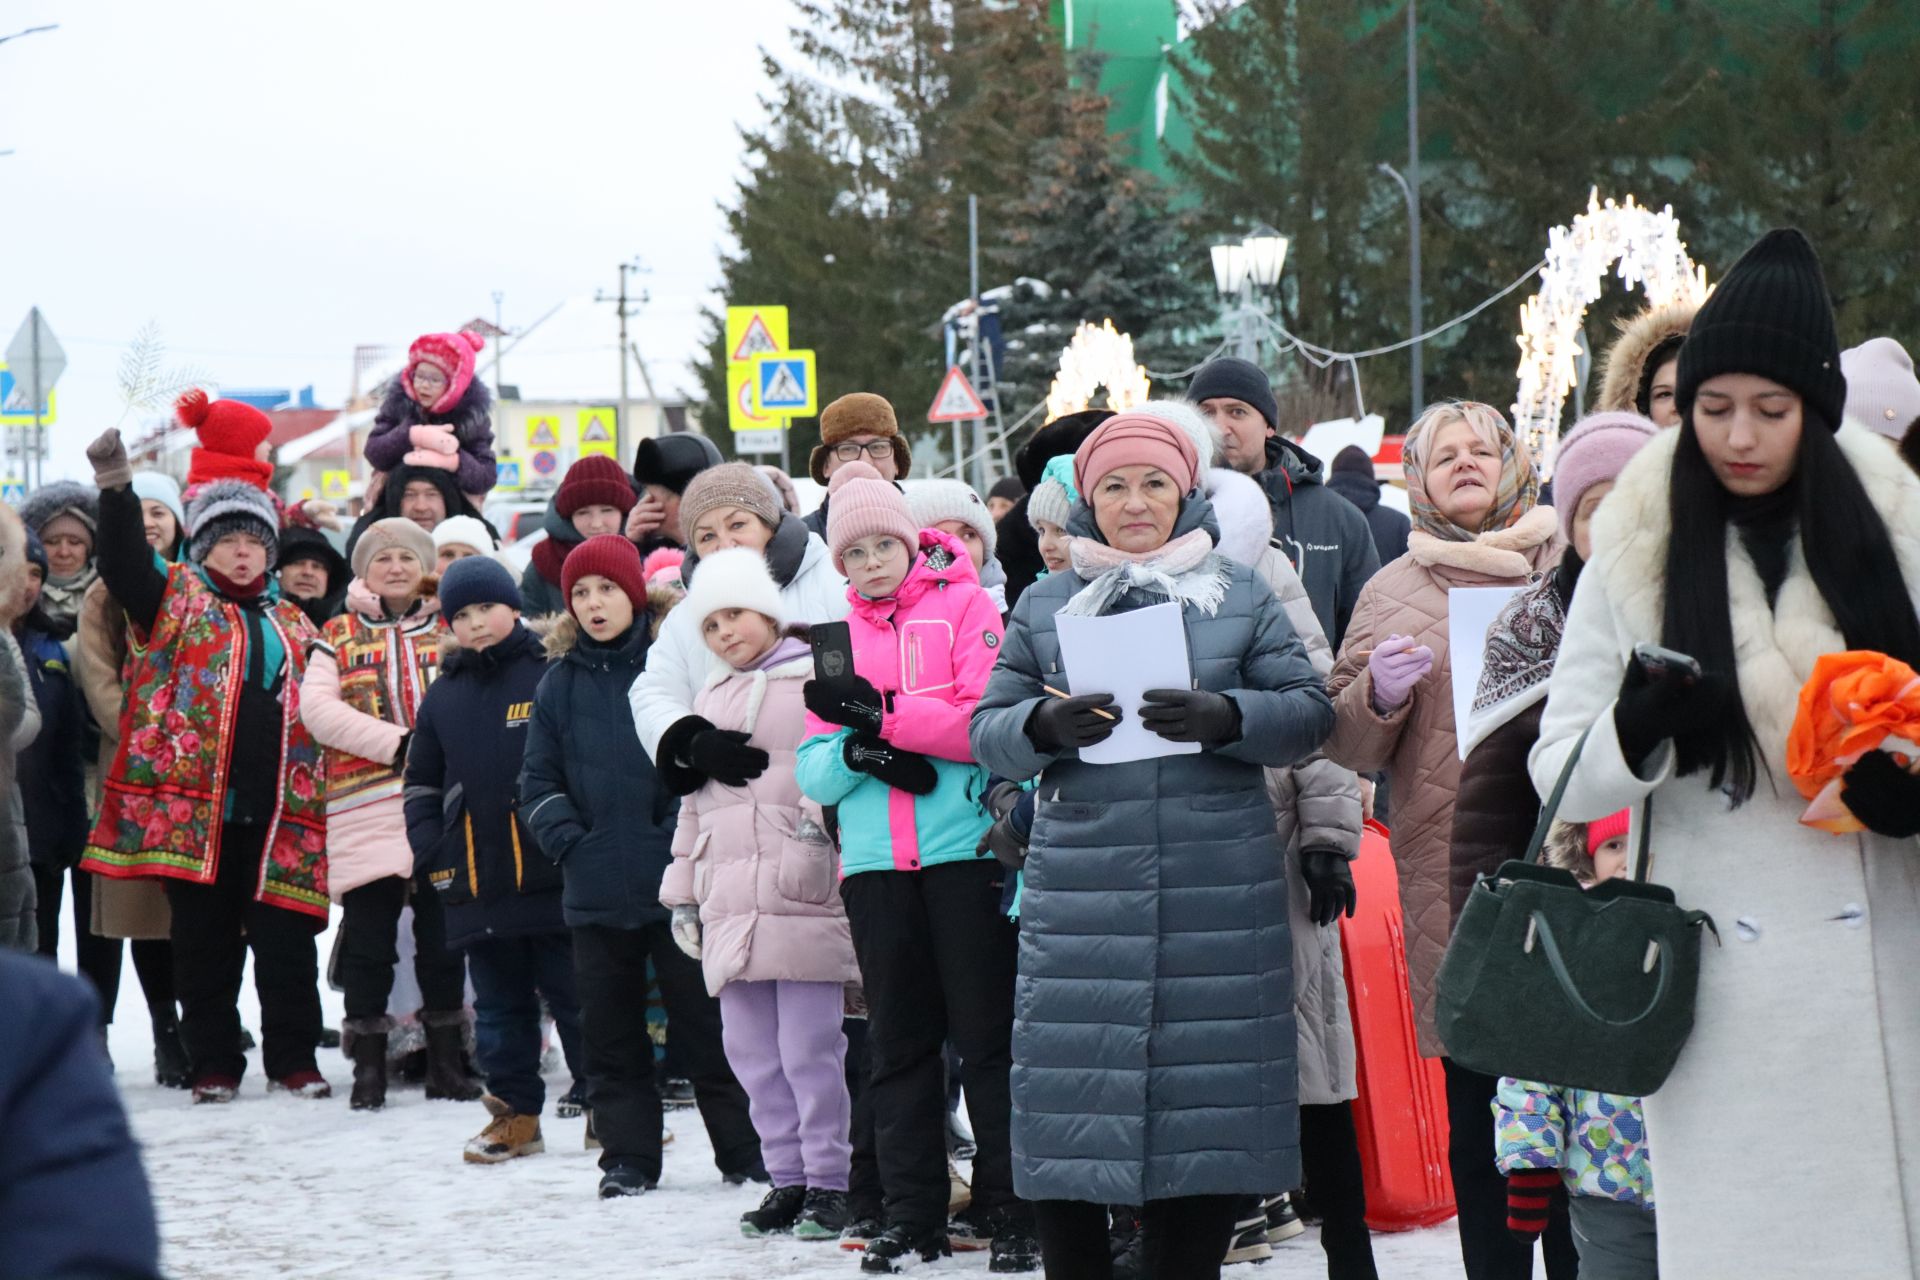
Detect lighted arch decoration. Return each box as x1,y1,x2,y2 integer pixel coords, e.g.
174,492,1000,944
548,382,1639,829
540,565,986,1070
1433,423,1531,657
1512,190,1711,476
1047,319,1152,423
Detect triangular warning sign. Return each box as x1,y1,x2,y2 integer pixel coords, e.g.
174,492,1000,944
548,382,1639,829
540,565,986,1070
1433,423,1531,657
731,315,780,363
580,414,613,442
762,362,805,406
927,365,988,422
528,419,560,448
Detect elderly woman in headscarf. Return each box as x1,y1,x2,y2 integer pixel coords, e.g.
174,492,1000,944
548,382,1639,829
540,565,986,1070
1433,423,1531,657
971,412,1334,1280
18,480,99,637
1321,400,1560,1280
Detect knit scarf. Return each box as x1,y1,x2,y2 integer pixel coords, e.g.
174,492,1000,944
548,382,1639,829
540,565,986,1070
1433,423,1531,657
206,564,269,603
40,565,98,630
1061,527,1227,618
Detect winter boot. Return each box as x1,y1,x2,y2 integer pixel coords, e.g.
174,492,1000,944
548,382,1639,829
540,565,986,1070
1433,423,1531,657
840,1211,887,1251
741,1184,809,1237
860,1223,951,1274
662,1076,696,1110
795,1188,850,1241
598,1164,656,1199
1262,1193,1305,1244
555,1078,588,1118
344,1017,390,1111
985,1208,1040,1274
152,1011,190,1089
464,1094,544,1164
422,1010,482,1102
1223,1198,1273,1264
191,1075,239,1104
268,1069,332,1099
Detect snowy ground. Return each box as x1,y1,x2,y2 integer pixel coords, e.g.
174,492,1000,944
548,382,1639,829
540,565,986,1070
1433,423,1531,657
82,916,1466,1279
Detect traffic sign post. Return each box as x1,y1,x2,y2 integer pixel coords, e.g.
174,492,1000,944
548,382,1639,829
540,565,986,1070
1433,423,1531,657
726,306,789,364
577,407,617,458
495,460,523,491
3,308,65,489
927,364,988,422
752,350,817,417
321,470,351,501
733,429,784,455
531,450,559,478
0,479,22,505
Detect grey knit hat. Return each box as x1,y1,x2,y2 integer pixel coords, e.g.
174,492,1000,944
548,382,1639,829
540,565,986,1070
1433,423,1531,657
1026,477,1072,530
186,479,279,566
679,462,784,540
17,479,99,539
905,479,997,560
351,517,435,578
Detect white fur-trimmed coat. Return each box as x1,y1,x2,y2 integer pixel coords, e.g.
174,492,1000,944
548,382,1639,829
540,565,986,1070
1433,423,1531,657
1530,421,1920,1277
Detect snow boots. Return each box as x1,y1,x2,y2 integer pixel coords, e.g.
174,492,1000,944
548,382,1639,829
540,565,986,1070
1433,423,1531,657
598,1164,656,1199
464,1094,545,1164
191,1075,239,1104
795,1189,850,1241
345,1018,389,1111
1223,1199,1274,1264
268,1070,333,1099
152,1011,190,1089
421,1010,481,1102
742,1184,809,1236
1263,1193,1305,1244
860,1223,952,1273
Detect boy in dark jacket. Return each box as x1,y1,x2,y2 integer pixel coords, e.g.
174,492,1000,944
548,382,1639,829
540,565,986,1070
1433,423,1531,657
404,555,583,1164
520,534,763,1199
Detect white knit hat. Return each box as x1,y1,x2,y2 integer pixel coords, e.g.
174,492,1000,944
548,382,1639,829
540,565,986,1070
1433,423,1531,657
432,513,496,555
1141,399,1222,470
1841,337,1920,441
680,546,786,629
905,479,997,559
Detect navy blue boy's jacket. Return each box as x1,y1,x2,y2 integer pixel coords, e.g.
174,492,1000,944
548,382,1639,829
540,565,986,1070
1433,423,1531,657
404,624,563,949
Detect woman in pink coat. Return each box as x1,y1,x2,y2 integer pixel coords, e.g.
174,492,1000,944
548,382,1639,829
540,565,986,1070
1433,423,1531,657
299,517,476,1111
660,547,860,1242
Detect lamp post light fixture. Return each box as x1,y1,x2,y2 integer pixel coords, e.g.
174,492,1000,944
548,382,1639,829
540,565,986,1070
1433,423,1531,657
1212,226,1290,363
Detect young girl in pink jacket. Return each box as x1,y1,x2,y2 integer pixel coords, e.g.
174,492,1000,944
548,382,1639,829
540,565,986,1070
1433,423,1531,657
660,547,860,1244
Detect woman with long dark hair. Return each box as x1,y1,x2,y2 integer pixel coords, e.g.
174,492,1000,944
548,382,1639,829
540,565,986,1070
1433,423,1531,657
1532,229,1920,1275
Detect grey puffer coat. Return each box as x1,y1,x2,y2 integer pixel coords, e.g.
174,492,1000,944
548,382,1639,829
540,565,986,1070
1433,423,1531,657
970,492,1335,1205
0,630,42,950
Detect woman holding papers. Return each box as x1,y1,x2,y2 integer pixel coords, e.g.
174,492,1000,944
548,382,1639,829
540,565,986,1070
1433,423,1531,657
1320,400,1558,1280
971,412,1334,1279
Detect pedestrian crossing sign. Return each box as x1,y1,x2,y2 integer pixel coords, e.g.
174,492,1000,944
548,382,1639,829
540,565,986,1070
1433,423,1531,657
726,306,789,364
0,479,21,505
753,350,816,416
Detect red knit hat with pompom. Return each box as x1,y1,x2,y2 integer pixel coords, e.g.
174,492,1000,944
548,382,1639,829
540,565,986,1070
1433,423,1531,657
180,388,274,489
404,330,486,414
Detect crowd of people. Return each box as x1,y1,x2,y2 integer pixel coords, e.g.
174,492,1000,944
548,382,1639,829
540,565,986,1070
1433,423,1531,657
5,226,1920,1280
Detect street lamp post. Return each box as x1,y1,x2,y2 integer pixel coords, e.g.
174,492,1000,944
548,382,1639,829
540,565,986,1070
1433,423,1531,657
1377,162,1424,418
1211,226,1290,367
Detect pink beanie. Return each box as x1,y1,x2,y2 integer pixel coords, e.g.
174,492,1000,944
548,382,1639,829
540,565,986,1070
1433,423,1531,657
1587,809,1632,855
1553,411,1658,521
825,460,919,574
1073,412,1200,496
1841,337,1920,441
404,330,486,414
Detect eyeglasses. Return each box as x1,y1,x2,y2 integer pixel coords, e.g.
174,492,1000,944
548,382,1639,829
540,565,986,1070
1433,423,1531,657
832,439,894,462
842,537,903,569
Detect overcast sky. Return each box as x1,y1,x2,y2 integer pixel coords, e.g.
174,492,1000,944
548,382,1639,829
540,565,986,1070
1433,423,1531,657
1,1,796,482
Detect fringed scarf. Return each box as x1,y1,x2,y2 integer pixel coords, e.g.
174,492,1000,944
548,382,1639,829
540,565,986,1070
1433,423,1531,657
1403,401,1540,542
1061,528,1229,618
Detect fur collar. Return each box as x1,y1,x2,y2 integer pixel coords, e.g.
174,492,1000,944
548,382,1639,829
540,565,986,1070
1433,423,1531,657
1407,505,1560,580
1590,420,1920,775
1201,466,1275,569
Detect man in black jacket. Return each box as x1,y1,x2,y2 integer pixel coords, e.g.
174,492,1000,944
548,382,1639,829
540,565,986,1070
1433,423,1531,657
1326,444,1411,569
1187,359,1379,649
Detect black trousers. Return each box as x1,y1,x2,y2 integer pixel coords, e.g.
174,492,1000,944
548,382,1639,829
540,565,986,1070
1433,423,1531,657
163,823,322,1082
1033,1196,1242,1280
336,874,466,1021
1443,1059,1578,1280
1300,1101,1379,1280
33,865,129,1023
571,921,761,1180
844,1015,884,1220
840,859,1023,1233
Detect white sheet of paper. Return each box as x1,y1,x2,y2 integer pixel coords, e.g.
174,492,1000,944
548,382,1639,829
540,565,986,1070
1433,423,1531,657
1448,586,1524,760
1053,601,1203,765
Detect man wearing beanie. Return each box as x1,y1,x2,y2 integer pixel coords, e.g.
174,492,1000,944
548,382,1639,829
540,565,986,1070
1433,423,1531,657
804,393,912,540
519,455,640,620
277,527,350,628
522,533,764,1197
1187,358,1378,647
345,464,497,567
1325,444,1410,567
631,432,725,550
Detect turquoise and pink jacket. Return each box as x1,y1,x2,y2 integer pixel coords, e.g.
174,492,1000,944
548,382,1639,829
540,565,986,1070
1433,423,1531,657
796,528,1001,878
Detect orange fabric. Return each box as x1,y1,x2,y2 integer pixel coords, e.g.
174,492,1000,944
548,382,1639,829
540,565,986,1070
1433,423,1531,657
1786,650,1920,833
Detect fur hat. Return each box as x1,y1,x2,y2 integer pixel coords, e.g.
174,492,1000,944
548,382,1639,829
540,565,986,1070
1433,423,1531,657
1552,412,1658,523
680,545,785,629
179,388,275,488
1074,412,1200,496
350,517,435,579
905,479,997,560
432,514,496,555
562,533,649,611
632,432,723,494
131,472,185,528
1026,454,1079,530
1596,300,1697,416
1186,357,1279,432
1014,408,1112,489
1842,337,1920,441
810,393,912,485
556,455,636,520
187,478,279,566
439,553,521,619
404,330,486,415
680,462,784,541
17,480,99,540
825,461,918,573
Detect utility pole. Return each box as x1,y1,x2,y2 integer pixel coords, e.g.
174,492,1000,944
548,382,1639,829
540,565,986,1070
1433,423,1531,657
597,258,646,452
492,290,505,397
968,195,988,493
1405,0,1424,417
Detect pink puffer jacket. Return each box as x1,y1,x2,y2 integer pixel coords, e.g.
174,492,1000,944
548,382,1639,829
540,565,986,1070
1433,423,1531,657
660,639,859,997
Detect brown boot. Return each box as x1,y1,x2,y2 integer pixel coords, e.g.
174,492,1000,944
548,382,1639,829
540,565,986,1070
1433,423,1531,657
463,1094,544,1164
344,1017,391,1111
421,1009,481,1101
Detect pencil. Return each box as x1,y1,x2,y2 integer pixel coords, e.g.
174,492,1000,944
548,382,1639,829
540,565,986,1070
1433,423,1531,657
1042,684,1118,722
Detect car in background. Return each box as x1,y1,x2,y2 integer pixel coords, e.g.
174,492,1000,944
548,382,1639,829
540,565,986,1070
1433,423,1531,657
483,493,553,576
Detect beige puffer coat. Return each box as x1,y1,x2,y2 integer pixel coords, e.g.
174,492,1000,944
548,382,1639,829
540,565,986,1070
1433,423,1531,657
1324,505,1559,1057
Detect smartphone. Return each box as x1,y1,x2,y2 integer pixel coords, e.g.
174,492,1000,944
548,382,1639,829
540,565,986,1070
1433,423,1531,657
1633,642,1702,684
811,621,856,681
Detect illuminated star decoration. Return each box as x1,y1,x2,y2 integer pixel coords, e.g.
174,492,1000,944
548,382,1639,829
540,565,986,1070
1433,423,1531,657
1046,319,1152,423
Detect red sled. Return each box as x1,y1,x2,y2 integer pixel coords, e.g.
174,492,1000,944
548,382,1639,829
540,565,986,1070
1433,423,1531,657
1339,819,1456,1231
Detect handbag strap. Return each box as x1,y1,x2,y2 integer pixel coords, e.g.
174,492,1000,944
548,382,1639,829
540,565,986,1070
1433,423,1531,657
1525,725,1655,883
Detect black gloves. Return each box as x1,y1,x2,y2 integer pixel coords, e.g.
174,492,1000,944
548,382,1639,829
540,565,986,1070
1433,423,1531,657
843,733,937,795
804,676,886,735
392,731,412,770
1301,848,1358,927
1840,749,1920,839
975,781,1029,869
1029,693,1119,752
1611,654,1724,771
1141,688,1241,749
688,728,771,787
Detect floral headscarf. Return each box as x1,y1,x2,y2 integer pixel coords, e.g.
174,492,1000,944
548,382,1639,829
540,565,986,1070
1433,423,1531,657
1402,401,1540,541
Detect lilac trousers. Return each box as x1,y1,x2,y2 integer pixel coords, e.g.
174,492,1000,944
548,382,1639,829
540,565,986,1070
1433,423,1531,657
718,979,853,1190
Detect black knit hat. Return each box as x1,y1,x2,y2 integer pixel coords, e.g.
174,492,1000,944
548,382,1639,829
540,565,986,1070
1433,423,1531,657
632,432,723,495
1676,229,1845,430
1186,357,1280,432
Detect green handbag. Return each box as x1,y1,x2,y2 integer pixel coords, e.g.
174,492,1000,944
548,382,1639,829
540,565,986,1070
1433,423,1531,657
1435,728,1718,1096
